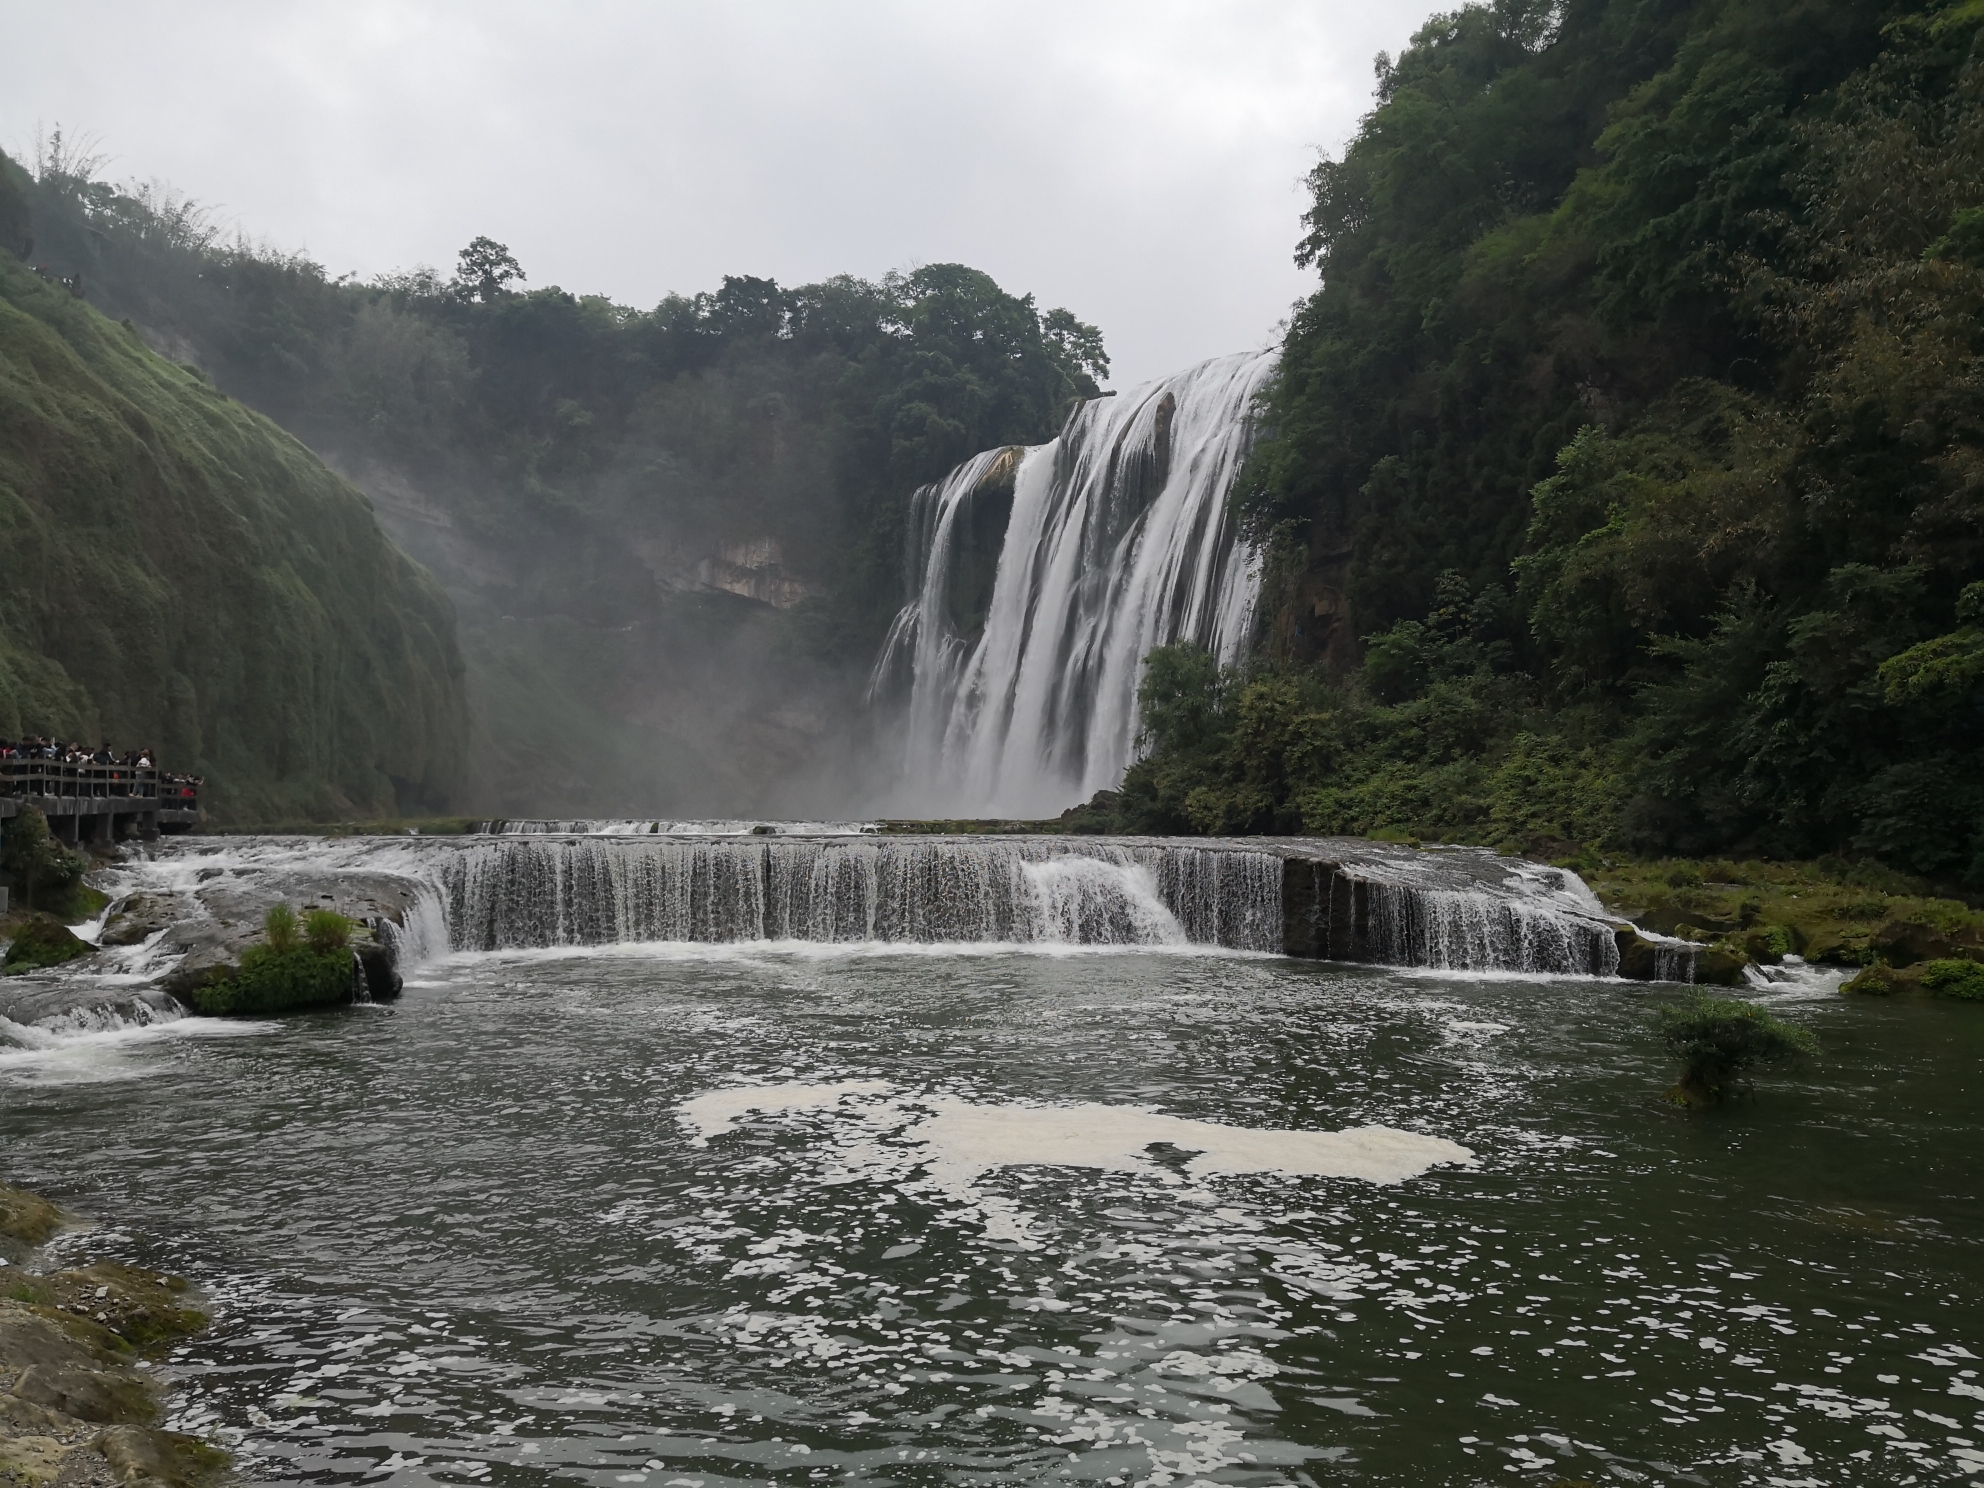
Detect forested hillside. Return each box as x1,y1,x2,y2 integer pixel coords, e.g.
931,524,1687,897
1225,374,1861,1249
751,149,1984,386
0,152,466,821
15,137,1106,815
1117,0,1984,886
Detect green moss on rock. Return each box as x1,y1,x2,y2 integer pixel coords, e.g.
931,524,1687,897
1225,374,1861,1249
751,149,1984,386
0,1183,63,1251
187,945,356,1016
41,1262,207,1350
1842,957,1984,1000
1,913,92,975
1842,962,1897,996
95,1424,230,1488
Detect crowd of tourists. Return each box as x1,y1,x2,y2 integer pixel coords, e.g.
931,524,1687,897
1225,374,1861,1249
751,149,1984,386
0,736,202,788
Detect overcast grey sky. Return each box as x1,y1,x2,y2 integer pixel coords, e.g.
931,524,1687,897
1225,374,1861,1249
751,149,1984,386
1,2,1446,389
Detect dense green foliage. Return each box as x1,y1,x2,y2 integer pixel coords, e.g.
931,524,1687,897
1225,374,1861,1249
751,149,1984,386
1125,0,1984,881
189,944,356,1016
1847,953,1984,995
1655,992,1817,1104
1,911,91,975
0,806,88,914
15,136,1106,814
1921,958,1984,998
0,151,468,821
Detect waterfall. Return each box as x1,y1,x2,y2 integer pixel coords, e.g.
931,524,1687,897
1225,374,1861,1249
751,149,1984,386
92,835,1653,986
479,819,874,837
1281,847,1623,977
872,350,1277,818
437,837,1286,954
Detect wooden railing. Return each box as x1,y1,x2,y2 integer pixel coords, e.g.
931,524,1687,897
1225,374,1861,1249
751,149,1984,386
0,758,200,810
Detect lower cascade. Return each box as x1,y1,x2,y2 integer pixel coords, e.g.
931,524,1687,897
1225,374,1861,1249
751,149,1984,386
440,837,1286,953
76,831,1632,978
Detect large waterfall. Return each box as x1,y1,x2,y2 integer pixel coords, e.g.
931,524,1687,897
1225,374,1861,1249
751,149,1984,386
872,350,1277,818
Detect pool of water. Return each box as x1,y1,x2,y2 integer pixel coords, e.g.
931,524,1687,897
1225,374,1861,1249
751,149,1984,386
3,945,1982,1486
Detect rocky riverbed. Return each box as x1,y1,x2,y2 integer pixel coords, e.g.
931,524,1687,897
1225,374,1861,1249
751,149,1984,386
0,1184,223,1488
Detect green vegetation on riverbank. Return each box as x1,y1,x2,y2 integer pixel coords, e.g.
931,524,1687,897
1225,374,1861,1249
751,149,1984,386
1120,0,1984,884
0,150,469,822
0,805,98,920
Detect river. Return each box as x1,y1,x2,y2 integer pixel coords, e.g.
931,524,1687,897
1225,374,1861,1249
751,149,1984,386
4,934,1981,1486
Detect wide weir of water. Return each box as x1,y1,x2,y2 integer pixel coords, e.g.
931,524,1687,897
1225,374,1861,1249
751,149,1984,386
3,834,1979,1486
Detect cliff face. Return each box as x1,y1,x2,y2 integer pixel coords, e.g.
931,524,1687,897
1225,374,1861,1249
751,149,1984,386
0,251,467,821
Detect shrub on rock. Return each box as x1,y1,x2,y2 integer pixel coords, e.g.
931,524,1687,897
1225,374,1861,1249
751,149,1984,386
1656,993,1816,1107
188,944,355,1016
1920,959,1984,1001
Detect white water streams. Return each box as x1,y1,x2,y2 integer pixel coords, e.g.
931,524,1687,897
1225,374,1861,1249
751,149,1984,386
482,818,876,836
872,350,1276,817
2,834,1657,1062
439,836,1284,953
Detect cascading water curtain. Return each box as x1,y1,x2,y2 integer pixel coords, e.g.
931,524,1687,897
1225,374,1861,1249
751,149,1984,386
871,349,1278,818
435,838,1286,951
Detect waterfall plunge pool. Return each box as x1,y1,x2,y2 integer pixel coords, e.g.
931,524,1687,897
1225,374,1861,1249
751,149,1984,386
3,942,1981,1486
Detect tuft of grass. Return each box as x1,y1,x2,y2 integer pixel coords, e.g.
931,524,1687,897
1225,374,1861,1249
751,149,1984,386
302,909,353,954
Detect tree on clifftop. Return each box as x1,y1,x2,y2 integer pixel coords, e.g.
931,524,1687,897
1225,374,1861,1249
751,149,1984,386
453,236,525,304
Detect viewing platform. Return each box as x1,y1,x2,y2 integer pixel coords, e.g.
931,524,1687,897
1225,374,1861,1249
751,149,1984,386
0,759,201,843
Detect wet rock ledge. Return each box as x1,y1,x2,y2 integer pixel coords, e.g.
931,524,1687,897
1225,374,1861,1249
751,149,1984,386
0,1185,223,1488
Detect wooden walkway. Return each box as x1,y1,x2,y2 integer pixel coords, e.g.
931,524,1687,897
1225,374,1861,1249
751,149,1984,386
0,760,200,844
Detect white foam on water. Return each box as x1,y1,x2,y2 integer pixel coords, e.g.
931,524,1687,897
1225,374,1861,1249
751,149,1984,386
1742,955,1852,1001
0,1013,278,1085
680,1080,895,1145
432,937,1269,970
678,1080,1473,1243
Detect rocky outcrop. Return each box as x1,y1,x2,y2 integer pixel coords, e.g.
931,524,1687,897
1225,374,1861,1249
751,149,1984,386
110,849,418,1007
0,983,181,1039
1844,958,1984,999
1,919,93,977
0,1185,224,1488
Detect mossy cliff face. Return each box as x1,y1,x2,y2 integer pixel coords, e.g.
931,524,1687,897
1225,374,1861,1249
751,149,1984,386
0,248,467,821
